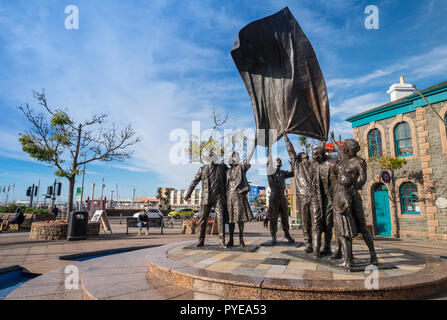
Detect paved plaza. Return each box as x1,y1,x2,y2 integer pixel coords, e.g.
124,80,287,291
1,219,447,299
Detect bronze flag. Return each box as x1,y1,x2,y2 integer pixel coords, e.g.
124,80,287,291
231,7,330,144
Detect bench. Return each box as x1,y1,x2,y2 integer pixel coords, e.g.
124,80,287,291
126,217,164,235
0,215,23,232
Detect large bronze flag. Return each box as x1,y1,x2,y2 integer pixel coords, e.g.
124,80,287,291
231,7,330,144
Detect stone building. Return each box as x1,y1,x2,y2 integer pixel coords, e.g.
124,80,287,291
346,78,447,241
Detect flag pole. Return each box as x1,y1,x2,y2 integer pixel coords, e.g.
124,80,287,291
413,86,446,124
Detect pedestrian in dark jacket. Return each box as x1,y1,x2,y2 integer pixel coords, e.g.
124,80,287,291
137,210,150,235
52,206,59,219
2,208,25,231
263,208,270,228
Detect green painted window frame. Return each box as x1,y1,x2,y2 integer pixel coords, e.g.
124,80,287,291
400,182,420,214
368,129,383,158
394,122,413,157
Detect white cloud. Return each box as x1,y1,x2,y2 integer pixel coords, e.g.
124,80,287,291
331,92,387,118
327,45,447,92
0,1,255,192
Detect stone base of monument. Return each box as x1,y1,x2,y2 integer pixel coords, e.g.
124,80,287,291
183,244,259,252
261,240,304,247
146,237,447,300
281,250,396,272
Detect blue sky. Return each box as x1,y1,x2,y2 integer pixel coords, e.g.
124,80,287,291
1,0,447,202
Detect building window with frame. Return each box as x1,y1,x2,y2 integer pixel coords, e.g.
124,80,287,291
394,122,413,157
368,128,383,157
400,182,420,214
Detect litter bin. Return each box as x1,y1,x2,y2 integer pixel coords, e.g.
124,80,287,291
67,211,88,241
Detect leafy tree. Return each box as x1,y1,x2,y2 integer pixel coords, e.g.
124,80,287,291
18,90,142,214
156,187,171,212
297,135,319,155
367,156,407,237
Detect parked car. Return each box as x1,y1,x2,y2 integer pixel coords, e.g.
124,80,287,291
132,209,164,227
132,208,164,219
168,208,195,219
192,209,215,220
252,207,265,221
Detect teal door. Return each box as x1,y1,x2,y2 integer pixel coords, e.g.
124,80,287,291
374,184,392,236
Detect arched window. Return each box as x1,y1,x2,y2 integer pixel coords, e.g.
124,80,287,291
394,122,413,157
368,129,383,157
400,182,420,214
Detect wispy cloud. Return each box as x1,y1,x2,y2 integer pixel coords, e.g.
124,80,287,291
328,45,447,92
0,1,445,197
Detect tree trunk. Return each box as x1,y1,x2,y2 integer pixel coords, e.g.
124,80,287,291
67,176,76,214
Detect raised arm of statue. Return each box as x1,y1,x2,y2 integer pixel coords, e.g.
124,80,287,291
283,133,297,165
330,131,344,158
242,159,251,172
185,167,202,200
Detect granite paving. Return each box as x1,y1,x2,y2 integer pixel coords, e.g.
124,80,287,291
1,220,447,299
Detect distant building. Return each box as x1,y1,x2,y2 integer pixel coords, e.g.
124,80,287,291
134,196,158,207
168,188,201,210
346,78,447,241
265,184,295,212
248,185,266,205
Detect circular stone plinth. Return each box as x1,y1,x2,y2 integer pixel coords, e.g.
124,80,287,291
146,237,447,300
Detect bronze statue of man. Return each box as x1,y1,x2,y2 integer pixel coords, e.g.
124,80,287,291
311,143,337,255
184,150,228,248
329,132,378,265
267,157,295,244
226,152,252,247
284,134,322,257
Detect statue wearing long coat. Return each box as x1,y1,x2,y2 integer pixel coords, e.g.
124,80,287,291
226,161,252,224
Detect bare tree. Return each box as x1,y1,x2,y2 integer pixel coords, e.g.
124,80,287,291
187,109,247,163
18,90,143,213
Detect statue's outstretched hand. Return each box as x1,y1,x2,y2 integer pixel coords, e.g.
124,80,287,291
330,131,335,141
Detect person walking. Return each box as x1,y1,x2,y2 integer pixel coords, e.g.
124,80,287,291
263,207,270,228
52,206,59,220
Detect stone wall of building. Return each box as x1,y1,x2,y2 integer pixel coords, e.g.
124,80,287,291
354,100,447,241
355,109,426,238
423,101,447,240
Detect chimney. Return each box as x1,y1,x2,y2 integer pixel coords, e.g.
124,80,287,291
386,76,415,102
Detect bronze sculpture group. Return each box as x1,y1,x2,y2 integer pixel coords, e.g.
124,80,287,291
184,132,378,268
183,7,378,267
